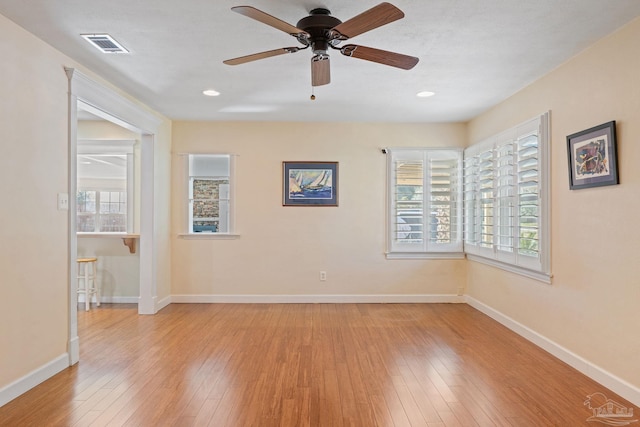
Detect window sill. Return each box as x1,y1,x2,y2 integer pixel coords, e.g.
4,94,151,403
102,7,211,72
386,252,465,260
178,233,240,240
466,254,552,284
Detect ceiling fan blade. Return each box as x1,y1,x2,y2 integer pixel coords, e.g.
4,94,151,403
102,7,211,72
340,44,419,70
231,6,309,38
311,55,331,86
223,47,300,65
330,3,404,40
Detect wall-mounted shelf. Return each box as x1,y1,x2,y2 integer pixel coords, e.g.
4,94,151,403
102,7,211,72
77,233,140,254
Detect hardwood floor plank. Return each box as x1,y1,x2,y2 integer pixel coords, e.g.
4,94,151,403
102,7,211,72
369,393,395,427
396,364,443,423
0,303,637,426
71,409,103,427
390,375,429,426
192,398,220,427
436,410,464,427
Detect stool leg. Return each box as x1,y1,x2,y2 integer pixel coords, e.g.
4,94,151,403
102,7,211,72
93,260,100,307
84,262,90,311
77,262,81,310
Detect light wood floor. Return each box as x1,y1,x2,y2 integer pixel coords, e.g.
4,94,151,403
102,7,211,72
0,303,636,426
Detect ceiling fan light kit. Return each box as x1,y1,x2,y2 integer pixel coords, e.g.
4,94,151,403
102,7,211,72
223,2,419,88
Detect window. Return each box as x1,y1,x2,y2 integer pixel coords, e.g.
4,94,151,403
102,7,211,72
464,112,550,279
187,154,234,234
386,148,463,258
77,190,127,232
77,140,135,233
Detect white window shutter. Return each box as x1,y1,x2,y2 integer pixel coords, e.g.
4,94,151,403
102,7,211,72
515,120,542,271
463,112,550,277
389,150,425,252
427,150,462,252
387,148,463,256
495,137,516,264
463,154,479,248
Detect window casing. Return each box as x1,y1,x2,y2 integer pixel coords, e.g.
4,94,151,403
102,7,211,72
386,148,463,258
187,154,234,234
464,112,550,278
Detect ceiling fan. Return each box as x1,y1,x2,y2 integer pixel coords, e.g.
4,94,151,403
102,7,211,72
223,3,419,87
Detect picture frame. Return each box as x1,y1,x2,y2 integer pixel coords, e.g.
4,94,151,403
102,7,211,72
566,121,618,190
283,161,338,206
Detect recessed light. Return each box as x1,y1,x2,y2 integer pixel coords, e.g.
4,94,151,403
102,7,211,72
203,89,220,97
417,91,435,98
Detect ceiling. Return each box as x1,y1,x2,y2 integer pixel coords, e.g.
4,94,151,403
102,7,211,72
2,1,640,123
77,140,133,179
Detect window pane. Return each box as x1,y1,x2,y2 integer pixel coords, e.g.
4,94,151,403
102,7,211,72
77,191,96,213
193,221,219,232
429,158,458,244
76,191,97,232
193,200,219,219
96,191,127,232
77,213,96,232
479,150,494,248
496,142,514,252
394,160,423,243
517,133,539,257
463,156,478,245
100,213,126,232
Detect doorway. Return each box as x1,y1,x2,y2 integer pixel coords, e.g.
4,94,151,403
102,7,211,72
76,113,141,306
66,68,161,365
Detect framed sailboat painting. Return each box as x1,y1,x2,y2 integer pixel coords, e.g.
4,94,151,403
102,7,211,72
283,161,338,206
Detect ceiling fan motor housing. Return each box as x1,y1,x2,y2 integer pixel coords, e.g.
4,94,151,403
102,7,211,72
296,9,342,55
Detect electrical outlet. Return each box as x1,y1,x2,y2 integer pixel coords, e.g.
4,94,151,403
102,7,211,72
319,271,327,281
57,193,69,211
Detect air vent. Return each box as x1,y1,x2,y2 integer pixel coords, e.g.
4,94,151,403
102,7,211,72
81,34,129,54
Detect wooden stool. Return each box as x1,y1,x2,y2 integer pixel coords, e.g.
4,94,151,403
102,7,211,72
77,257,99,311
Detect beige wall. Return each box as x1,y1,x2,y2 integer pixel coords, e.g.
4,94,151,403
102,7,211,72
467,18,640,389
0,13,171,395
77,237,140,299
171,122,467,297
0,13,71,387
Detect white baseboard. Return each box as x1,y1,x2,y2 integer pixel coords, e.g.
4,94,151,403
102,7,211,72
0,353,69,407
156,295,172,311
68,336,79,365
170,294,465,304
465,296,640,407
78,296,138,304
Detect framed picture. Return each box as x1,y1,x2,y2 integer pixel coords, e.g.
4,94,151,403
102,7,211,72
566,121,618,190
283,161,338,206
